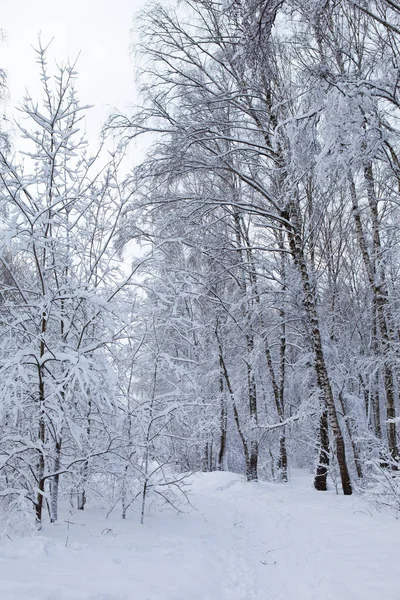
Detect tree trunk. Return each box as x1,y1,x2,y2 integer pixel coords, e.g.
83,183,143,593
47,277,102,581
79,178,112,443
50,439,62,522
314,409,329,491
217,356,227,471
246,335,258,482
283,203,352,495
77,462,88,511
36,313,47,526
36,417,46,525
278,435,288,482
121,465,129,519
247,440,258,482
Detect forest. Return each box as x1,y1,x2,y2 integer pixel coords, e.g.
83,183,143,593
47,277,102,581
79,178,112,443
0,0,400,542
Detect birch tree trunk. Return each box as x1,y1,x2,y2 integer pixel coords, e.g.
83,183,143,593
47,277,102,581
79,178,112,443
283,202,352,495
50,439,62,523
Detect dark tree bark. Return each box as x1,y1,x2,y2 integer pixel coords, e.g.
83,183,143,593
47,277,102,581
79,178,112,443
217,352,228,471
36,312,47,525
246,344,259,482
50,438,62,522
314,410,330,491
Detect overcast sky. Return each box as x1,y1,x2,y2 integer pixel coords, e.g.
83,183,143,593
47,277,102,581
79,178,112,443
1,0,146,142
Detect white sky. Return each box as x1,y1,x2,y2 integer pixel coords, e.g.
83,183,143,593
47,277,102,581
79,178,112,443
1,0,146,144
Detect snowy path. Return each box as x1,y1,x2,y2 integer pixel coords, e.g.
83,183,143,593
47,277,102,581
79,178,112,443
0,470,398,600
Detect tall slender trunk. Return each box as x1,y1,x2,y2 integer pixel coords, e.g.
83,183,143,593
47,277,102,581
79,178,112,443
36,312,47,525
201,440,213,471
36,413,46,525
50,438,62,522
140,480,148,525
283,203,352,495
77,462,88,511
201,411,211,472
277,232,288,482
314,409,329,491
217,352,227,471
278,436,288,482
246,334,258,482
264,331,288,481
121,465,129,519
140,362,157,524
78,390,92,510
371,310,383,439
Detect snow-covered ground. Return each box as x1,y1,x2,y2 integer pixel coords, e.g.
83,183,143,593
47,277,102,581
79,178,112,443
0,470,398,600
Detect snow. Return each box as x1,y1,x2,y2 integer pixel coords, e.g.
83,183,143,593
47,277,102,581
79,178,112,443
0,470,398,600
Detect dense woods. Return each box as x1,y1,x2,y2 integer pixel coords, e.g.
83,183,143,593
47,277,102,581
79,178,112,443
1,0,400,528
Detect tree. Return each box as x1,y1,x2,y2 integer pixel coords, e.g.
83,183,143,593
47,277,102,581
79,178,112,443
0,44,133,526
